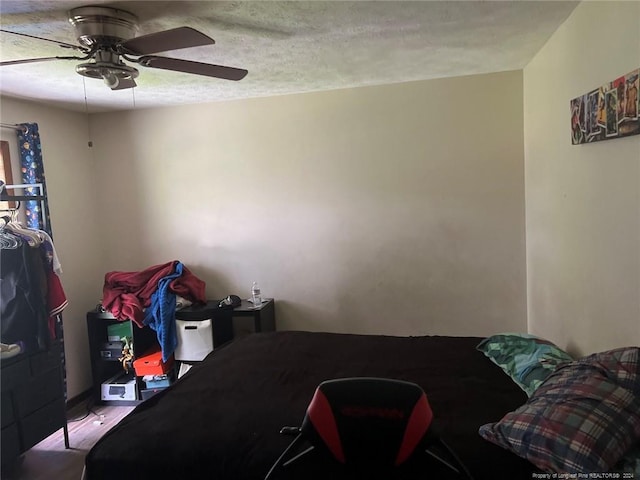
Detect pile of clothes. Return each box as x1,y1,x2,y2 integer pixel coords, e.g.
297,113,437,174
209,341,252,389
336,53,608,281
1,208,67,354
101,261,206,362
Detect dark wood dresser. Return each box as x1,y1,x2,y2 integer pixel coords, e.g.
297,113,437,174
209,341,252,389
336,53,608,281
1,340,69,468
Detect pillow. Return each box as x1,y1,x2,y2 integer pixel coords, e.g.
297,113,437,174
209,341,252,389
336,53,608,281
479,347,640,473
476,333,573,396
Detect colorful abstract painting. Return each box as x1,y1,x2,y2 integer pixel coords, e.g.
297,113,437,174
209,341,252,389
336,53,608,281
571,68,639,144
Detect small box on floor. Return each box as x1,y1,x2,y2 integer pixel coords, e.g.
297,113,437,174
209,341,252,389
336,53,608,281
101,372,136,401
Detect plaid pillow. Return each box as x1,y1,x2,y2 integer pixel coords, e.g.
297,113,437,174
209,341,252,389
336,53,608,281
581,346,639,394
476,333,573,396
479,347,640,473
614,442,640,476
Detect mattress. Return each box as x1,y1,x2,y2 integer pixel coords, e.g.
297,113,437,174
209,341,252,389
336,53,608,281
85,331,536,479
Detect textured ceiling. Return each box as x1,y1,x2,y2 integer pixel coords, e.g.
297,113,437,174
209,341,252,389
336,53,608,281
0,1,578,113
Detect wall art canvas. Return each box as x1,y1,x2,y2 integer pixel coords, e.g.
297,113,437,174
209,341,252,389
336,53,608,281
571,68,639,144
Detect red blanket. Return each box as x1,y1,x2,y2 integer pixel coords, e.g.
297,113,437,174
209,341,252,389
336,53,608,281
102,261,206,327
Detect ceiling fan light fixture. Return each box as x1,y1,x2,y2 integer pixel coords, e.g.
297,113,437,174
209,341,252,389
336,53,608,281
76,61,139,90
102,71,120,89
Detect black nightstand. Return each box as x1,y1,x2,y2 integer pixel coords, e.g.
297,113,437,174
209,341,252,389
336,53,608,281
232,299,276,337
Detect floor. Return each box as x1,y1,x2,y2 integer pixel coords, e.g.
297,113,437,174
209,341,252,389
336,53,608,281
3,401,134,480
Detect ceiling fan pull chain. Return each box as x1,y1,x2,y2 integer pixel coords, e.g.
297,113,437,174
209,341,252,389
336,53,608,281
82,77,93,149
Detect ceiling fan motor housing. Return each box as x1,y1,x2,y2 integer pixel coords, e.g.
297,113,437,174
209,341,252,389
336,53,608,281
69,7,141,89
68,6,139,48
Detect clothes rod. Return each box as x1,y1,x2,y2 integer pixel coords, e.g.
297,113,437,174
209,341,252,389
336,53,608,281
0,123,27,133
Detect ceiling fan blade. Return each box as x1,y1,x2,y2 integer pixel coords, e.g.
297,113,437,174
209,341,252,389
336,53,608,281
120,27,214,55
0,57,65,66
138,56,248,81
111,77,137,91
0,29,85,51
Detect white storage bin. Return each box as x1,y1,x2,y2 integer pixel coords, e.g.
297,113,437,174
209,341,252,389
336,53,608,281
174,319,214,361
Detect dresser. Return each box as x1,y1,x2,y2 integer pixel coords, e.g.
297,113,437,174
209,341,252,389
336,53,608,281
1,340,69,468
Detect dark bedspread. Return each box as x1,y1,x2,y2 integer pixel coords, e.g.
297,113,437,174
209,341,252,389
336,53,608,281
85,331,536,480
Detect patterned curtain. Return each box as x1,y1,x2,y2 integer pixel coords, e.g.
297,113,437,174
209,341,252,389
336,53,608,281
17,122,53,237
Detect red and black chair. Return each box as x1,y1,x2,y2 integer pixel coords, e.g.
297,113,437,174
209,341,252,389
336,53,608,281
264,377,474,479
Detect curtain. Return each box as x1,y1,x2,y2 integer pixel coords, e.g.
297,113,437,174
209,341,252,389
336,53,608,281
18,122,53,237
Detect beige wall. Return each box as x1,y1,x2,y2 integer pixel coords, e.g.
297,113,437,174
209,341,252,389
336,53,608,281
524,1,640,356
90,70,527,337
1,70,526,399
1,97,105,398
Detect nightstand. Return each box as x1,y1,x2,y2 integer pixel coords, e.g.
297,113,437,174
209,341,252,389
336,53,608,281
232,298,276,337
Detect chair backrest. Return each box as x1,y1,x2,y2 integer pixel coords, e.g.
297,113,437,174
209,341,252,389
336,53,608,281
300,377,433,468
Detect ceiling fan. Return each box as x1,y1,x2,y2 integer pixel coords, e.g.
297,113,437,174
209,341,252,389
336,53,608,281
0,5,248,90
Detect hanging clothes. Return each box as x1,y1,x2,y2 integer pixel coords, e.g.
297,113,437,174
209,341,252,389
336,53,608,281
34,227,67,338
0,242,49,352
0,213,68,350
0,217,22,249
47,269,68,339
38,228,63,275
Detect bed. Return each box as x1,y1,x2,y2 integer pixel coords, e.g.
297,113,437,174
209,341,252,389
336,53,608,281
84,331,640,479
84,331,538,479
